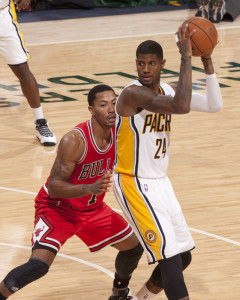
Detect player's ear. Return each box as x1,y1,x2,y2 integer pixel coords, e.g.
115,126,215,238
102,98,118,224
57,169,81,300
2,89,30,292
88,105,95,116
160,59,166,68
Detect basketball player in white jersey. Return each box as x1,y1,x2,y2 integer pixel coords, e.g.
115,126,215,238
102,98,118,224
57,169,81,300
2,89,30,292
0,0,56,146
112,24,222,299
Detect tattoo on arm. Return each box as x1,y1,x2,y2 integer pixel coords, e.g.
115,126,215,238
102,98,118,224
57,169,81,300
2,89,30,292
50,162,70,180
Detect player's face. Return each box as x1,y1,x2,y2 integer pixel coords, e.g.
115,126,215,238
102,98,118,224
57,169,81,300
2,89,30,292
136,54,165,88
89,90,116,127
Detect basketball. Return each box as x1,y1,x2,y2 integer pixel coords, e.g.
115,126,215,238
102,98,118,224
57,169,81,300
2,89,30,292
182,16,218,57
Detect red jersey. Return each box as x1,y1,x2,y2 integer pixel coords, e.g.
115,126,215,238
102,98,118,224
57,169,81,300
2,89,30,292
36,120,115,212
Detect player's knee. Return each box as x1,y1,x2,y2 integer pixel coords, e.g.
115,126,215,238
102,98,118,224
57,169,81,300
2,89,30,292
159,254,189,300
115,242,143,278
181,251,192,271
3,258,49,294
150,251,192,289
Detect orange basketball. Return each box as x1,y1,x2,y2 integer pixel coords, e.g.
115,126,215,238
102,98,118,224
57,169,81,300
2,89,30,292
182,16,218,57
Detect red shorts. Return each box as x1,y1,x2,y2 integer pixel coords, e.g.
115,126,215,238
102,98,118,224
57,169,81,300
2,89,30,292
32,202,132,254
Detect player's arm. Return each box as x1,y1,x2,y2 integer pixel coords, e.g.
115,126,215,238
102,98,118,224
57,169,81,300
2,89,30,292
48,131,112,198
190,56,223,112
117,24,195,116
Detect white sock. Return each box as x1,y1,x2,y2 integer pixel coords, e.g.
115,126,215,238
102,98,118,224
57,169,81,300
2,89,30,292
133,284,157,300
32,106,44,121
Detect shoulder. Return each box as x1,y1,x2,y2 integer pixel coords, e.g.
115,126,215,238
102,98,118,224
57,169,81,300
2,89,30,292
57,130,86,162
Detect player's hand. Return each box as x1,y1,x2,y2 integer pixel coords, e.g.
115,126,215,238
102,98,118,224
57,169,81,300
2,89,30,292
91,171,112,195
175,24,195,57
14,0,31,11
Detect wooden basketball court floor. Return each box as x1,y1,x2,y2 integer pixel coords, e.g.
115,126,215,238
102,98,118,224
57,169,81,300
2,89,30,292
0,7,239,300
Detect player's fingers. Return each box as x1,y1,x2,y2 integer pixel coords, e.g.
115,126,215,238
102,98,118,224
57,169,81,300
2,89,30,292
102,180,113,187
187,29,196,38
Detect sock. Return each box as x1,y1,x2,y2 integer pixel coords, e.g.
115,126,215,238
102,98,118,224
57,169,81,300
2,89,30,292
0,292,7,299
32,106,44,121
134,284,157,300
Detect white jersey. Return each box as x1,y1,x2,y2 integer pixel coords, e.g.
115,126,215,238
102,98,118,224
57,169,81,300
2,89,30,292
115,79,175,179
0,0,10,9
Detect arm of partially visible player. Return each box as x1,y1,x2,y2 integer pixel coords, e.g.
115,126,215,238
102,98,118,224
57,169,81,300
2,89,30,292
190,56,223,112
48,131,112,199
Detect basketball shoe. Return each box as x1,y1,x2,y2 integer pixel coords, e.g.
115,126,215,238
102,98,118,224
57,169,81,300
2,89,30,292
108,287,132,300
210,0,226,23
195,0,210,19
35,119,57,146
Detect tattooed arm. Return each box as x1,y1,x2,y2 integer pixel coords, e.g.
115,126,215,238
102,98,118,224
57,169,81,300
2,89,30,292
116,24,194,117
48,131,112,198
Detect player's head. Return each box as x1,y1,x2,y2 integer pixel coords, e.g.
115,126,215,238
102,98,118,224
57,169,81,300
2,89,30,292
136,40,165,88
88,84,116,128
88,84,115,106
136,40,163,60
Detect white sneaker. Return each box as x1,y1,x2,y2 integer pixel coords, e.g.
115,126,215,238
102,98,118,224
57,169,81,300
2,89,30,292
210,0,226,23
35,118,57,146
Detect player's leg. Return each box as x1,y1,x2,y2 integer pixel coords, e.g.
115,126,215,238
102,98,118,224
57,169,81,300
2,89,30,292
0,205,76,299
75,202,143,300
9,62,41,109
109,233,144,300
9,62,56,146
0,249,55,299
132,251,192,300
2,1,56,145
9,62,40,109
113,174,194,300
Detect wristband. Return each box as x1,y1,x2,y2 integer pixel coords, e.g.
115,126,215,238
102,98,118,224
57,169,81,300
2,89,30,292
201,57,212,62
181,55,191,61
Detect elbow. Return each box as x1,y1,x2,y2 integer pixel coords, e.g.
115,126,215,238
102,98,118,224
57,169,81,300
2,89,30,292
173,95,191,114
178,105,191,114
48,181,57,198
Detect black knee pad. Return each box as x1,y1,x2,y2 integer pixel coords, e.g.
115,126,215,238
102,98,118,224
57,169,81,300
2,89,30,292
159,254,189,300
150,264,162,288
115,242,143,280
150,251,192,289
181,251,192,271
3,258,49,293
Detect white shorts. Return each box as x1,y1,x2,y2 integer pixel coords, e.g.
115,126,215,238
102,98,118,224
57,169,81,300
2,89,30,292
0,1,30,65
113,173,195,264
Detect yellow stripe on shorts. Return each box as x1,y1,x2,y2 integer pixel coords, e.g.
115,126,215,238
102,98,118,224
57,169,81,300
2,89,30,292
120,174,164,261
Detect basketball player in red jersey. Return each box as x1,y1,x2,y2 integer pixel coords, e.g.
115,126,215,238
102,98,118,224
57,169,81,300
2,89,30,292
0,85,143,300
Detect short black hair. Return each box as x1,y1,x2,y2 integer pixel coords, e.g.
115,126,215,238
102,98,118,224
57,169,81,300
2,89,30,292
136,40,163,60
87,84,115,106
